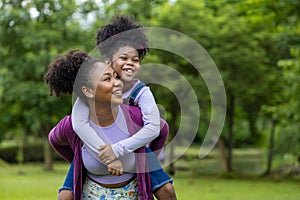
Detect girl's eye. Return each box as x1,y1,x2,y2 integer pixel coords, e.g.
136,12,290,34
113,72,121,80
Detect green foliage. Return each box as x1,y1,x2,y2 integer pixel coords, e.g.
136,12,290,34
0,142,43,163
0,0,299,165
0,0,97,140
275,124,300,156
0,140,62,163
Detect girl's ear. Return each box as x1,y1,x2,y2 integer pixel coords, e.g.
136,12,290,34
82,86,95,99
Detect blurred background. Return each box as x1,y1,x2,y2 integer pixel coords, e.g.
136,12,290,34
0,0,299,199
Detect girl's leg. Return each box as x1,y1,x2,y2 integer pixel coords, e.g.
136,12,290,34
146,147,177,200
58,160,74,200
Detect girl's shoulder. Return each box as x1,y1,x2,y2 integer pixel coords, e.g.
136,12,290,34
123,79,149,106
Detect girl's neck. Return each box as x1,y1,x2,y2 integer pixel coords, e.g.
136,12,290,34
89,104,119,127
122,80,135,93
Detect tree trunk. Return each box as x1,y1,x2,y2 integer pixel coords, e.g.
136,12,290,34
17,131,25,174
247,111,260,145
226,94,235,172
264,118,276,175
43,135,53,171
217,137,229,172
168,106,179,176
168,139,176,175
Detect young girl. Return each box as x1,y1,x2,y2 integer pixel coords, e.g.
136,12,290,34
58,15,177,200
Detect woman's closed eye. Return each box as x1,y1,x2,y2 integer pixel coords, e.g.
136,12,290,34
103,75,112,82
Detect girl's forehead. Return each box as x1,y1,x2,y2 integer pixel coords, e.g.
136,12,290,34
116,46,138,55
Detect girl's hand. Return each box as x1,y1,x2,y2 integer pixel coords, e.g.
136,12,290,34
107,159,123,176
98,144,117,164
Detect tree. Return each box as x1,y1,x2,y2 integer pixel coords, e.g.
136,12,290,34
151,0,271,173
236,0,300,175
0,0,99,170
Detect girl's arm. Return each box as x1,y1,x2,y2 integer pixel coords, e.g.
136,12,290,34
72,98,118,163
111,87,161,158
71,98,107,153
73,91,166,161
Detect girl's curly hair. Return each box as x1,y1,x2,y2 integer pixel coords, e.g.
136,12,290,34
45,50,90,97
96,15,149,60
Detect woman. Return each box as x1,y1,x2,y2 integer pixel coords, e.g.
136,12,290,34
56,14,176,200
45,50,167,200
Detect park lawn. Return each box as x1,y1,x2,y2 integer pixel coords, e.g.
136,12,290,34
174,173,300,200
0,162,67,200
0,162,299,200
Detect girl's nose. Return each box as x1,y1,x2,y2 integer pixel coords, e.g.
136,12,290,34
126,59,134,66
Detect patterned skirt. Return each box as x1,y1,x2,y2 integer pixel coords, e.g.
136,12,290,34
82,176,139,200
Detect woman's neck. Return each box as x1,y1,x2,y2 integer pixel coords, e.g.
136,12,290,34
89,104,119,127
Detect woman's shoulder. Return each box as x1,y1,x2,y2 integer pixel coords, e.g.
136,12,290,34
120,104,143,125
55,115,74,134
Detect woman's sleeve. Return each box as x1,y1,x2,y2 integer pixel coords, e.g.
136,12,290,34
71,98,105,154
48,116,74,163
112,88,160,158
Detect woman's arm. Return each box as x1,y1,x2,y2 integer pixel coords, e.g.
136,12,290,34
48,116,75,163
148,118,169,156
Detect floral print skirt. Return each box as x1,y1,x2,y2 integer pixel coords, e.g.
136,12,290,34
82,176,139,200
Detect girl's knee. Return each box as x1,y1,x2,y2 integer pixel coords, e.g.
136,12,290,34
58,190,73,200
155,183,177,200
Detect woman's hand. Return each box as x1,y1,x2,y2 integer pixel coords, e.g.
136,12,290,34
107,159,123,176
98,144,117,164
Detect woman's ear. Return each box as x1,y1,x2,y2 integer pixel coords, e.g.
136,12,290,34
82,86,95,99
105,59,111,66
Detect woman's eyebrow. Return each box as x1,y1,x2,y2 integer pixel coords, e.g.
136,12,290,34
103,72,112,76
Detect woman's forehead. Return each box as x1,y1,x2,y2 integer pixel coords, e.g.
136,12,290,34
93,62,114,75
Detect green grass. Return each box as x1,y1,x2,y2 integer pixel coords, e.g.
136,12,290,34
0,162,68,200
174,175,300,200
0,162,299,200
1,146,299,200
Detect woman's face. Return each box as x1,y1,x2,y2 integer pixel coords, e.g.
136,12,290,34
111,46,140,82
90,63,123,106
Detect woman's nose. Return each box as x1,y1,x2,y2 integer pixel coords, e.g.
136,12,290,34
113,78,122,86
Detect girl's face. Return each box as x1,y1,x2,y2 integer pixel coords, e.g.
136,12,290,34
89,63,123,106
111,46,141,82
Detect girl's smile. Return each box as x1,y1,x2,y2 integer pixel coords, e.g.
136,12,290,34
111,46,141,82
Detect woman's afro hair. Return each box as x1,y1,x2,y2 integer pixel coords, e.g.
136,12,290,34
45,50,89,97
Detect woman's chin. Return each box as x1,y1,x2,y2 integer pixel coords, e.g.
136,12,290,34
111,99,123,106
